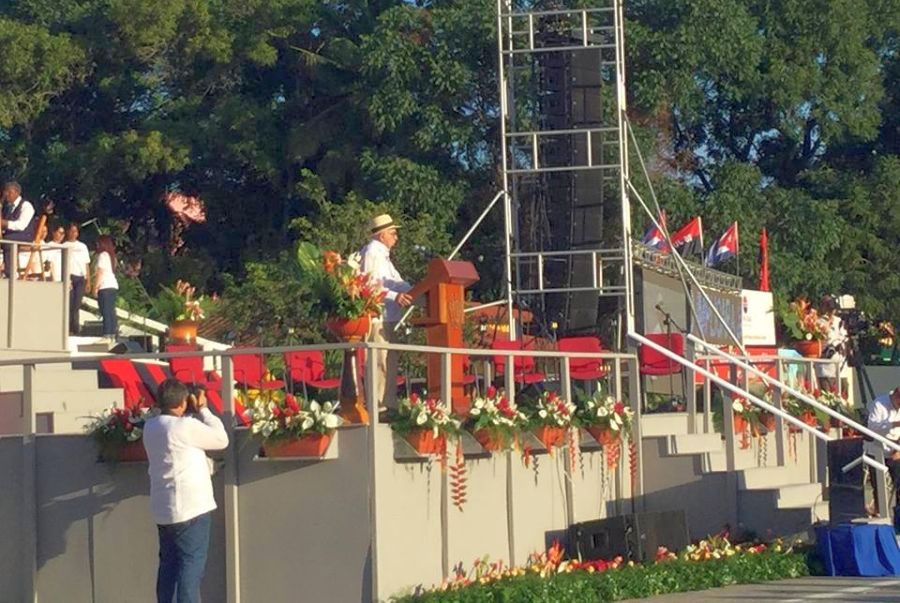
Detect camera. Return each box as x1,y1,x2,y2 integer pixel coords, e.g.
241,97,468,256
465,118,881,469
830,294,871,336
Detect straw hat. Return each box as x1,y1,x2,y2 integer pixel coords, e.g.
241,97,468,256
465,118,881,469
367,213,400,237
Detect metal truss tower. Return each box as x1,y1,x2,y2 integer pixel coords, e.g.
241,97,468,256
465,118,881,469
496,0,635,344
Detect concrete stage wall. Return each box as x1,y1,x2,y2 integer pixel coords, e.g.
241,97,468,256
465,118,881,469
0,424,630,602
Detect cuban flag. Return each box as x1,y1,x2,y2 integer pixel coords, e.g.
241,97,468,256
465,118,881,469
705,222,739,267
641,210,669,252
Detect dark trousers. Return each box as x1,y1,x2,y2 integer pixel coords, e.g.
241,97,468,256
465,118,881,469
69,276,85,334
97,288,118,336
157,512,212,603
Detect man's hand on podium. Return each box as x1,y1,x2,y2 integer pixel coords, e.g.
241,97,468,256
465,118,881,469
397,292,413,307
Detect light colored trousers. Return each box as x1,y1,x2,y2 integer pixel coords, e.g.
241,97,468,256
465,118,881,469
368,319,400,409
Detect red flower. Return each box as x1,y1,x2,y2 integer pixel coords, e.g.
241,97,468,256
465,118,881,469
486,386,497,398
614,401,625,415
285,395,300,413
409,392,420,404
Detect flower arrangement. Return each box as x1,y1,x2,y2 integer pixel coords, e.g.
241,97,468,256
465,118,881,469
523,391,576,451
576,393,634,439
467,386,528,451
404,534,804,599
153,279,214,324
297,242,385,320
86,404,159,461
246,390,341,440
527,390,576,429
781,298,830,342
391,393,462,455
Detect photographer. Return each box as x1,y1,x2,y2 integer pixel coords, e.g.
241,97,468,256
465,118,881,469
816,296,848,392
143,379,229,603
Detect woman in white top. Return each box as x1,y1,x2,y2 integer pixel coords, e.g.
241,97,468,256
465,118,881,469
92,234,119,338
44,223,65,281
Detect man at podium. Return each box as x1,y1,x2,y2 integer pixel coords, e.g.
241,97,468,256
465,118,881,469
359,214,413,409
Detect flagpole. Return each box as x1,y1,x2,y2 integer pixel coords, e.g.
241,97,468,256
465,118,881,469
698,217,704,263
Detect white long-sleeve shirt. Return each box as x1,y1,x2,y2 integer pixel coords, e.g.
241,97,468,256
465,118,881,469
142,408,229,525
816,315,847,379
5,196,35,232
359,239,411,322
867,394,900,450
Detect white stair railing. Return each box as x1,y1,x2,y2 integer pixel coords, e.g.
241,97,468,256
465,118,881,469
688,333,900,456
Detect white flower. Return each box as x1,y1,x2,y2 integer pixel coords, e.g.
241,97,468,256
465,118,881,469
538,409,548,419
597,406,609,417
127,428,142,442
610,421,620,431
301,416,315,431
309,400,321,413
323,414,341,430
416,412,428,425
470,408,481,416
732,400,744,413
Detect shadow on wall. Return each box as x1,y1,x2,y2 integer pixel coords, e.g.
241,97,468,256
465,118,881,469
32,435,226,603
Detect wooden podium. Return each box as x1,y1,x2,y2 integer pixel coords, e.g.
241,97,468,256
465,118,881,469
407,258,479,414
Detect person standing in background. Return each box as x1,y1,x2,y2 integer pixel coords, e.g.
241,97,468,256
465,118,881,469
92,234,118,340
1,181,37,278
45,223,65,281
65,223,91,335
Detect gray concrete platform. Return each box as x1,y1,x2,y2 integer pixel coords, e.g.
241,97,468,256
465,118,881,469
620,577,900,602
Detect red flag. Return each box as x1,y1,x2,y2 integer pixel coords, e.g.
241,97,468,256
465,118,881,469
671,217,702,250
759,228,770,291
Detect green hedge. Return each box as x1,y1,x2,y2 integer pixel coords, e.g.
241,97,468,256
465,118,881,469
393,550,811,602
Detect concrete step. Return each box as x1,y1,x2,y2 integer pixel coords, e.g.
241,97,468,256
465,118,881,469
0,387,124,435
665,433,724,456
776,483,823,509
738,466,800,490
0,365,101,393
641,413,705,436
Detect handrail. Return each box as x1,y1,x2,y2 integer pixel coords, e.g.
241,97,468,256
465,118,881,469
629,331,832,442
688,334,900,455
694,352,837,366
0,340,637,368
78,297,230,351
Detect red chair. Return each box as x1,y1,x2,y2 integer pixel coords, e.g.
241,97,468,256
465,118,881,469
167,344,222,389
232,350,284,390
638,333,685,376
284,350,340,395
98,359,157,408
490,339,545,385
557,336,609,381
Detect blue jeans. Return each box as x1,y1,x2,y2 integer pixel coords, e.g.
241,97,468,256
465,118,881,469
156,512,212,603
97,288,118,336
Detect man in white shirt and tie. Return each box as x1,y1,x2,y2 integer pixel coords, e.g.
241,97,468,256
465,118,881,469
1,181,37,277
359,214,413,410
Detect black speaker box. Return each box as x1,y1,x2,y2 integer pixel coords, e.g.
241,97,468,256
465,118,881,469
827,437,867,524
570,510,689,562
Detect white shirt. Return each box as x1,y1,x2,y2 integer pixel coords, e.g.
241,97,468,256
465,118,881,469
816,315,847,379
65,240,91,278
4,196,34,232
142,408,228,525
867,394,900,449
359,239,411,322
95,251,118,290
45,244,63,281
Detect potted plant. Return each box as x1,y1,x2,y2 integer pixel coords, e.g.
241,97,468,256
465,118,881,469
782,393,821,432
575,393,633,446
296,243,385,341
247,390,343,457
730,396,761,435
155,280,212,343
86,404,158,462
467,386,528,451
525,391,576,451
391,393,461,455
780,298,830,358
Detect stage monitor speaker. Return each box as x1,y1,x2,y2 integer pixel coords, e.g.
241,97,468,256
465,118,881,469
570,510,689,562
110,340,148,355
828,437,867,524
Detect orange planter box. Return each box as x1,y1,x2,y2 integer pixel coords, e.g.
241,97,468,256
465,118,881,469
534,425,567,450
586,426,618,447
263,433,333,458
405,429,446,455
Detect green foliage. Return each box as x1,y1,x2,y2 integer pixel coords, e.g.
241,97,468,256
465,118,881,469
393,550,811,602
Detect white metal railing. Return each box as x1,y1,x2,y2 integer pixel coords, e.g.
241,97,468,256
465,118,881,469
8,339,641,602
631,331,892,519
